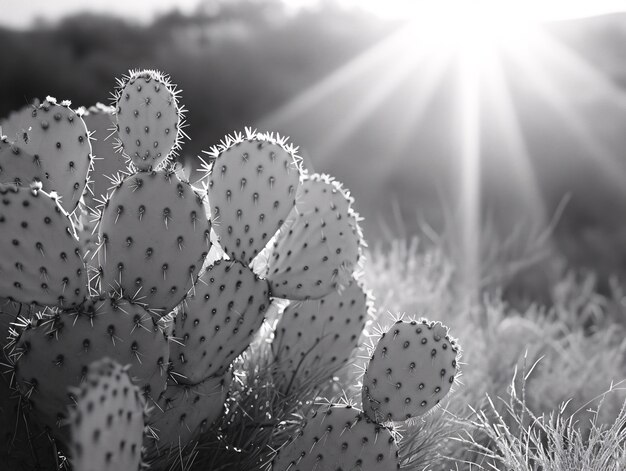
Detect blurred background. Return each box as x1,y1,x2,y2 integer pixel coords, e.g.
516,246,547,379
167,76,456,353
2,0,626,300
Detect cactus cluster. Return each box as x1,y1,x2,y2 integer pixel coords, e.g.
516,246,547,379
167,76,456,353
0,69,461,471
271,319,460,470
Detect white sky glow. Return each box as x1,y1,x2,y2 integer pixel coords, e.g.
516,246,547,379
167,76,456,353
3,0,626,29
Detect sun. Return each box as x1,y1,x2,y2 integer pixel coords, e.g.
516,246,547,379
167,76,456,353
266,0,626,301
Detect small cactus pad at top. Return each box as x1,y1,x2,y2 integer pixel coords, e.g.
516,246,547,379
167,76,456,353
205,129,301,265
0,97,92,213
0,183,87,307
265,173,365,300
114,70,185,171
68,358,146,471
81,104,129,207
272,403,400,471
97,170,210,315
12,298,169,440
361,319,460,423
146,371,231,454
170,259,270,382
272,277,371,392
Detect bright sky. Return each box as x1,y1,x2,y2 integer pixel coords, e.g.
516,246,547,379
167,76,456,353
3,0,626,29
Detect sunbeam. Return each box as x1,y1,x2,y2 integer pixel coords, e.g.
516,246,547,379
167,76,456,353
510,34,626,194
259,0,626,297
481,52,547,228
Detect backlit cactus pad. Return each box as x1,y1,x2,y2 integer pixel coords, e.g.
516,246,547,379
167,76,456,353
361,319,460,422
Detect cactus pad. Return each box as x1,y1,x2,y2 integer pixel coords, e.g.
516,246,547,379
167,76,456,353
205,129,301,264
0,183,87,307
171,259,270,381
272,277,371,391
114,70,185,171
266,173,364,300
1,97,92,212
272,403,399,471
98,170,210,315
68,358,146,471
13,298,169,438
147,371,231,453
361,319,460,423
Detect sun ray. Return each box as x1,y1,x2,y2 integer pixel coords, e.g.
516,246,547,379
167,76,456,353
456,44,482,303
510,33,626,194
259,24,451,160
481,50,548,229
259,25,416,128
374,53,453,183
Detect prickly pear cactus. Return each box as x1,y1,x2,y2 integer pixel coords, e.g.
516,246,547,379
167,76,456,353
170,259,270,382
361,319,460,423
205,129,301,264
12,298,169,438
0,97,92,212
147,371,232,454
113,70,186,171
265,173,365,300
0,67,464,471
97,169,210,314
68,358,146,471
272,403,400,471
272,276,372,391
0,183,88,307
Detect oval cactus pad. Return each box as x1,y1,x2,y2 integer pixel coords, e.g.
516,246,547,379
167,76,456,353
114,70,185,171
0,183,87,307
147,371,231,453
98,170,210,315
361,319,460,423
272,277,371,391
266,173,365,300
272,404,399,471
1,97,92,213
171,259,270,381
13,298,169,438
205,129,301,265
68,358,146,471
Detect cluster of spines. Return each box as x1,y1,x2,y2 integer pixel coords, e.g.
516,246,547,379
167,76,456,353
199,127,302,180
